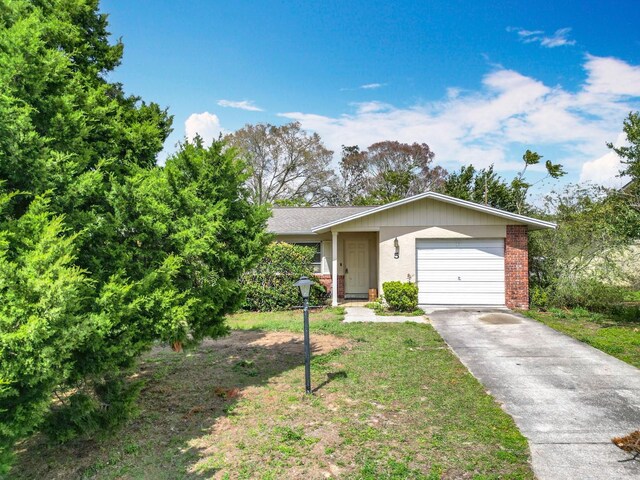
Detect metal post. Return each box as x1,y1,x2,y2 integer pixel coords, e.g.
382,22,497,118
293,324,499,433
303,296,312,394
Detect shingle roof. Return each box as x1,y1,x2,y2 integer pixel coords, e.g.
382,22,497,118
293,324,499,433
268,206,374,234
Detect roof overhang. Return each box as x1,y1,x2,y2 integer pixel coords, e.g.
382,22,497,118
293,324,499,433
311,192,557,233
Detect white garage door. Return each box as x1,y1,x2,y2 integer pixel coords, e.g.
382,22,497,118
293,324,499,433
416,239,505,305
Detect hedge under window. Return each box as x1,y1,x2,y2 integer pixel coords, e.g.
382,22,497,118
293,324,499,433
293,242,322,273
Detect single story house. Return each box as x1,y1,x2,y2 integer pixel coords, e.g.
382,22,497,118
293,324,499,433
268,192,556,309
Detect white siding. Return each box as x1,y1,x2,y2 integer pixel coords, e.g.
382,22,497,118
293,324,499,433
416,239,505,305
336,198,513,230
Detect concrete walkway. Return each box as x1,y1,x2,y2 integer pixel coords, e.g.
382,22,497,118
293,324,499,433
426,308,640,480
343,306,428,323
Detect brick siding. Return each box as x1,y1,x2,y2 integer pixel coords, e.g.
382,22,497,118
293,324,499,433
505,225,529,309
315,274,345,298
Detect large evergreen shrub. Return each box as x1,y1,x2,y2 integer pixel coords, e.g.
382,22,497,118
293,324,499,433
0,1,269,472
242,242,326,311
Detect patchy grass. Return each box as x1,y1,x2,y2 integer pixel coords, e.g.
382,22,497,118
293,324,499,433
524,307,640,368
12,308,532,479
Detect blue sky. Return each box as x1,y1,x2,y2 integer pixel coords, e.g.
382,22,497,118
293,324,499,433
102,0,640,192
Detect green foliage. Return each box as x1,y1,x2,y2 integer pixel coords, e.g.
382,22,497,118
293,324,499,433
532,278,629,313
608,112,640,218
442,150,565,214
608,112,640,181
242,242,326,311
365,300,423,317
0,1,269,472
42,377,144,443
382,281,418,312
530,184,639,311
442,165,518,211
0,195,89,471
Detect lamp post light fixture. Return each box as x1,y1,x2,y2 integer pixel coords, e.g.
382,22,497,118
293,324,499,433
294,275,314,394
394,237,400,259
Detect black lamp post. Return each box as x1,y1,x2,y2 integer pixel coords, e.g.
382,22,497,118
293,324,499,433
294,275,314,394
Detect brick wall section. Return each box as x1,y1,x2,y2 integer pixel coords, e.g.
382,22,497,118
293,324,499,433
315,274,345,299
505,225,529,309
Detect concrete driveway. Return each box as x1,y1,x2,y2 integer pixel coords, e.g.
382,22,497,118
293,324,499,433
426,308,640,480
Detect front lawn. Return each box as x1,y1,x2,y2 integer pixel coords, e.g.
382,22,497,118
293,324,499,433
523,307,640,368
13,308,533,479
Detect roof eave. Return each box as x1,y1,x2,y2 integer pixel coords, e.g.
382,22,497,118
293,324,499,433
270,231,317,236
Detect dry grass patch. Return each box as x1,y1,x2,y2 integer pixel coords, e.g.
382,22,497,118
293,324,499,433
12,308,533,479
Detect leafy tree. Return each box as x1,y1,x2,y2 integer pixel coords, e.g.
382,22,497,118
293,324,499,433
441,165,517,211
609,111,640,212
338,141,446,205
511,150,566,214
529,184,639,310
225,122,337,206
0,1,268,471
443,150,565,214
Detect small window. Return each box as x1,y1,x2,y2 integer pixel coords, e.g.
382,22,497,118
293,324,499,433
293,242,322,273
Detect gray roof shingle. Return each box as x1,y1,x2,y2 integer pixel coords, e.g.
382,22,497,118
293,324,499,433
268,206,374,234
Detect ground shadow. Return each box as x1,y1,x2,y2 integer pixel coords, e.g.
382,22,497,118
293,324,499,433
11,329,349,479
312,371,348,393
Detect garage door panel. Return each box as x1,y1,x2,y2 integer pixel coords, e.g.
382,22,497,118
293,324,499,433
417,259,504,271
417,270,504,282
418,281,505,293
416,239,505,306
416,239,504,249
418,292,505,305
418,249,504,260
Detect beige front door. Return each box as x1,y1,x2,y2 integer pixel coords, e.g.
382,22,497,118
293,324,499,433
345,240,369,298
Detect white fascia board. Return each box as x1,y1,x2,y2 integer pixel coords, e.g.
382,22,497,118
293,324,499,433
311,191,557,233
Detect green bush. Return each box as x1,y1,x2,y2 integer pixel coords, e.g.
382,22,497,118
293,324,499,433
535,278,629,313
242,243,326,311
382,281,418,312
530,285,550,309
0,1,269,470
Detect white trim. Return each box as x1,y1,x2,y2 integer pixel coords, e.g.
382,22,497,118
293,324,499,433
312,191,556,233
320,240,330,275
333,226,380,232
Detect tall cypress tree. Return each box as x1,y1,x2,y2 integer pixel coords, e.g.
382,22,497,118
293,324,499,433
0,1,269,471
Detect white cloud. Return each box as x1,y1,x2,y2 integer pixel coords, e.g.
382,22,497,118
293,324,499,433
217,99,264,111
579,133,629,188
582,54,640,97
184,112,223,144
360,83,385,90
508,27,576,48
279,55,640,188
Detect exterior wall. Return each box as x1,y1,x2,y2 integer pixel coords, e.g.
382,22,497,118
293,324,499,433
377,225,508,293
276,232,376,299
317,274,345,297
336,198,512,230
505,225,529,309
276,199,534,306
